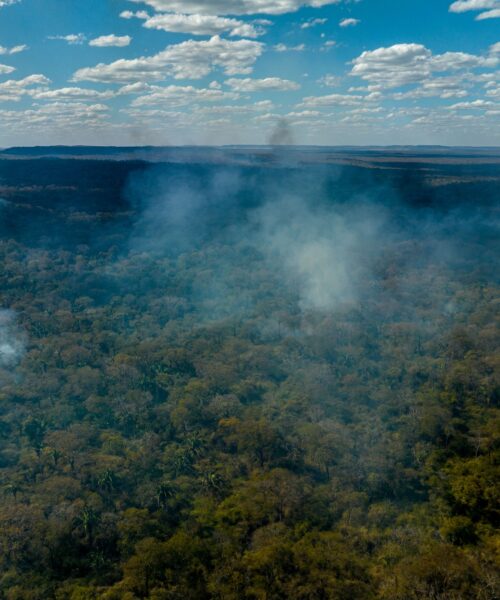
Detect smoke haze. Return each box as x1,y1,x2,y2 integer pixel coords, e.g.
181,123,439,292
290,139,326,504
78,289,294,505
121,160,497,325
0,309,25,369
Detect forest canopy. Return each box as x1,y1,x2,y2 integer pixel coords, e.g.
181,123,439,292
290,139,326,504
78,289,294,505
0,150,498,599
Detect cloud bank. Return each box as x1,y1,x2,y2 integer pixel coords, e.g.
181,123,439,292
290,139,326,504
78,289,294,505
128,0,343,16
122,10,265,37
73,36,264,83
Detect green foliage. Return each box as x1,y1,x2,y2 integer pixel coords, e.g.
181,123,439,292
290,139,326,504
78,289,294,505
0,163,499,598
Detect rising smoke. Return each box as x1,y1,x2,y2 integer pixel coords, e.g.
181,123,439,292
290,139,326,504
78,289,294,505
123,163,402,318
119,154,499,329
0,309,25,369
0,202,25,370
268,119,295,146
251,194,388,311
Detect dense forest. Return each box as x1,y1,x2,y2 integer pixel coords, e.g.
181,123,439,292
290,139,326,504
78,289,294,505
0,151,498,599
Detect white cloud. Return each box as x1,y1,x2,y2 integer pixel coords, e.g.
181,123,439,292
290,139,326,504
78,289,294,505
490,42,500,53
321,40,336,51
449,0,500,18
476,8,500,17
301,17,327,29
339,18,360,27
486,85,500,98
73,36,264,83
225,77,300,91
317,74,340,86
89,35,132,48
0,74,50,102
130,84,240,106
286,110,321,117
0,44,28,55
299,93,364,107
0,64,16,75
273,43,305,52
121,99,276,130
117,82,154,95
350,107,383,114
121,107,185,120
431,50,497,70
351,43,498,89
408,108,496,130
0,0,20,7
351,44,433,87
0,102,110,130
197,101,274,114
30,87,115,101
48,34,86,45
127,0,343,16
122,11,265,37
449,0,498,12
252,112,281,122
393,76,470,99
448,98,495,108
121,9,149,19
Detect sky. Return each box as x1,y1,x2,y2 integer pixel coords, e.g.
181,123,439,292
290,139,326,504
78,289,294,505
0,0,498,147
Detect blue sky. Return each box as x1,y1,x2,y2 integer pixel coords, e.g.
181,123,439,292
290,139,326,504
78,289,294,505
0,0,498,146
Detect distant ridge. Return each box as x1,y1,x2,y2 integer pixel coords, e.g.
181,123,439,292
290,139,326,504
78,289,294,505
1,145,500,168
2,145,500,155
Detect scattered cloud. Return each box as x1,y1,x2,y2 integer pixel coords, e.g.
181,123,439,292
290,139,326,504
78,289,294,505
0,102,110,131
0,64,16,75
89,35,132,47
351,43,498,89
299,92,364,107
30,87,115,101
0,74,50,102
120,9,149,19
447,98,495,108
393,75,471,99
0,44,27,55
321,40,336,51
121,10,266,37
199,100,275,114
286,110,322,117
127,0,344,17
225,77,301,91
73,36,264,83
301,17,327,29
448,0,498,12
0,0,497,144
129,84,240,106
351,44,432,87
475,8,500,18
486,85,500,98
273,43,305,52
449,0,500,19
317,74,340,86
339,18,360,27
48,34,86,45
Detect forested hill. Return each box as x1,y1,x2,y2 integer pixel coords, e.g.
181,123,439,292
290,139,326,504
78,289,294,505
0,152,498,598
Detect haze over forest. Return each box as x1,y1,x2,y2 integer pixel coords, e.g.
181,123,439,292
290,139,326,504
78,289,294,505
0,0,500,599
0,146,498,598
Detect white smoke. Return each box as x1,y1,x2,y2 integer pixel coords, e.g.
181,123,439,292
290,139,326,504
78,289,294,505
0,309,25,368
252,195,388,311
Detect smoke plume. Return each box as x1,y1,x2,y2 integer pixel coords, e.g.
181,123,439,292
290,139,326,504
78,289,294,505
251,195,388,311
0,309,25,369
